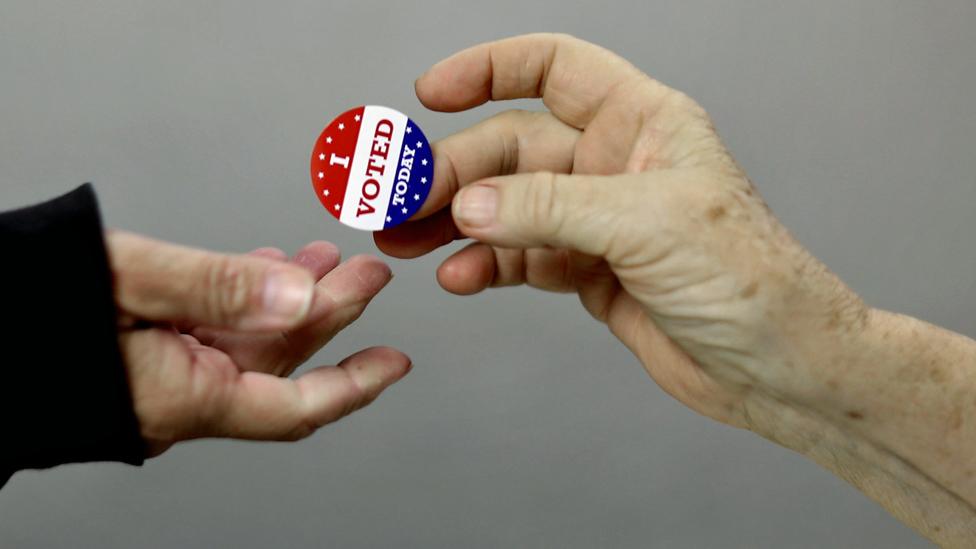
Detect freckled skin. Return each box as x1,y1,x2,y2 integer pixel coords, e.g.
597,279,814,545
740,281,759,298
379,34,976,546
948,407,963,431
706,204,727,221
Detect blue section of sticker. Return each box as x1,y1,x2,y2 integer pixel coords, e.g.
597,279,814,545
382,119,434,229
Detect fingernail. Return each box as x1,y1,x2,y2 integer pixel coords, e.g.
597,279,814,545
262,265,314,325
454,185,497,228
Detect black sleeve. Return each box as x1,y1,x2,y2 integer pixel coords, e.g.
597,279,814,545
0,184,144,487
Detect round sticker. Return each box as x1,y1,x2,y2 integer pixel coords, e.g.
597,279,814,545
310,105,434,231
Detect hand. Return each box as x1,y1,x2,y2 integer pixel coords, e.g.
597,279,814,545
376,33,861,428
107,231,410,456
377,33,976,543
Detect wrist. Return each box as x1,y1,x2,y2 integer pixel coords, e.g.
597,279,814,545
739,382,976,545
738,306,976,544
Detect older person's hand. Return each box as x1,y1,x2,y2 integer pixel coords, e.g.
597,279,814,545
108,231,410,456
375,33,976,545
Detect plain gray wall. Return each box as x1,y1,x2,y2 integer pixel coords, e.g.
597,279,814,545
1,1,973,547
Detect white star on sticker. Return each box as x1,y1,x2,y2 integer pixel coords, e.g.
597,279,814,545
354,115,361,122
386,216,392,223
421,159,428,166
319,153,325,160
401,207,408,214
334,204,340,210
323,189,330,196
416,141,423,148
405,126,413,134
338,123,345,130
420,177,427,184
318,172,324,179
413,193,420,201
326,136,333,144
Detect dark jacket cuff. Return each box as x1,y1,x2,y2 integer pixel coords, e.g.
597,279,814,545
0,184,145,485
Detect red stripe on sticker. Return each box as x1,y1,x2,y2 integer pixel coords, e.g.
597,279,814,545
310,105,366,219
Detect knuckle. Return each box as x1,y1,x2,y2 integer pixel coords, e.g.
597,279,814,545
282,391,324,442
331,373,370,422
487,110,537,174
521,171,563,239
665,89,709,120
546,32,579,46
203,256,252,324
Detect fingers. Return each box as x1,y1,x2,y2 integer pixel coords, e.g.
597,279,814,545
249,242,341,280
418,110,579,219
436,243,496,295
108,232,315,331
271,255,393,371
189,240,345,344
451,171,657,258
374,208,462,259
416,33,655,129
436,243,577,295
290,241,341,279
249,247,288,261
282,253,393,339
206,346,411,441
374,110,578,259
195,254,393,376
374,208,460,259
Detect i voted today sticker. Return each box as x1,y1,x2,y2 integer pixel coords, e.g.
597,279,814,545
310,105,433,231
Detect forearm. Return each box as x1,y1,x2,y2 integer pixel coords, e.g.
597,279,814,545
745,308,976,545
745,386,976,546
827,310,976,500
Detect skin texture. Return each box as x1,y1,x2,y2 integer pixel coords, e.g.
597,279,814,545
374,33,976,545
107,231,410,456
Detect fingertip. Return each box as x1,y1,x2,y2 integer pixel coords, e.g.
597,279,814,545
436,244,494,295
344,254,394,291
292,240,341,278
415,61,447,110
339,346,412,394
358,345,412,374
346,253,392,272
436,263,476,295
374,209,462,259
305,240,342,260
414,74,430,106
249,247,288,261
415,47,490,113
372,228,420,259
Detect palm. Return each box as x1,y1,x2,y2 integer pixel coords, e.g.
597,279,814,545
120,243,404,454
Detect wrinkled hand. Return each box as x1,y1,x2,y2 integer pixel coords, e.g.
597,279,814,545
376,34,976,544
376,34,866,429
108,232,410,456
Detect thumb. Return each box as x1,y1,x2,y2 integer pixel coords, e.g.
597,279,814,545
108,232,315,331
451,172,639,256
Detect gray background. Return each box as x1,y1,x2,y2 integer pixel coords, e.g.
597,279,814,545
1,1,973,547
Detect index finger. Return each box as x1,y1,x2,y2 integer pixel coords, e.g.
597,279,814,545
415,33,657,129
